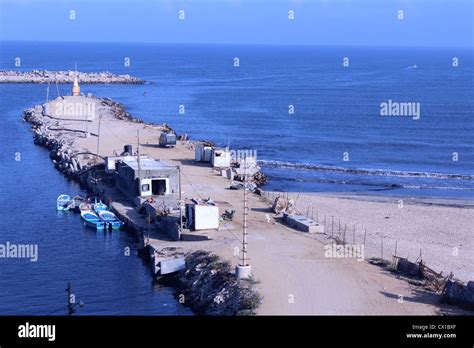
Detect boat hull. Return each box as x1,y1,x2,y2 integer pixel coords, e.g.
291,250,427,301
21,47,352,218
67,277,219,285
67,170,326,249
80,210,105,230
97,210,124,230
57,194,73,211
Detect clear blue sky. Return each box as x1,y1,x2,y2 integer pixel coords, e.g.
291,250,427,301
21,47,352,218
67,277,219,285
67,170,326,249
0,0,472,47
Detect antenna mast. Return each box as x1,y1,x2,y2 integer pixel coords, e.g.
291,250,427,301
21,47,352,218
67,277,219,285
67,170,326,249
241,157,248,267
137,129,141,176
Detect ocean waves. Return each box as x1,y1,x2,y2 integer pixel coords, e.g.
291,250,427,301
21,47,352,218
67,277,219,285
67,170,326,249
259,160,474,181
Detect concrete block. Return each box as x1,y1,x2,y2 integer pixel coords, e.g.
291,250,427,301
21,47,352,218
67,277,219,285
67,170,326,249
284,214,324,233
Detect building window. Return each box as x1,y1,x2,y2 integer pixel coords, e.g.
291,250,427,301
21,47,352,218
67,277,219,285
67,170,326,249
141,184,150,192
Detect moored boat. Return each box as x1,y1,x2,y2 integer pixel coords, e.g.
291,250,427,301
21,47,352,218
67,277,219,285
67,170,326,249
57,194,73,211
97,210,124,230
79,196,104,212
71,195,86,212
94,202,108,213
80,210,105,230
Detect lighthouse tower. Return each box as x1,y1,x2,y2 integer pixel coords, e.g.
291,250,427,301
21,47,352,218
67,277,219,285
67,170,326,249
72,76,80,96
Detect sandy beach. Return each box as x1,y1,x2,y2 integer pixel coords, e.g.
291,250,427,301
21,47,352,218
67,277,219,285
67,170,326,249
276,192,474,283
26,95,473,315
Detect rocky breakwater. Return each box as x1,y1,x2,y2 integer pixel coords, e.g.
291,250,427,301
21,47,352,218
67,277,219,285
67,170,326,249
1,70,144,84
175,251,262,315
22,95,145,180
23,103,100,179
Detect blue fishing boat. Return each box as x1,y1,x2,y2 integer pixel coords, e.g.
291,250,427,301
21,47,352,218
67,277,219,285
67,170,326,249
97,210,124,230
94,202,108,213
80,210,105,230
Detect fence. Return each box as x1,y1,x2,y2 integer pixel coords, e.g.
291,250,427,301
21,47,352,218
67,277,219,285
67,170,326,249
259,190,423,263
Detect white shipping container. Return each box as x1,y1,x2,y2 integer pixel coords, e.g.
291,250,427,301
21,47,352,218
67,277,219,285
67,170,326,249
195,145,203,162
186,204,219,230
203,147,213,162
194,205,219,230
195,145,213,162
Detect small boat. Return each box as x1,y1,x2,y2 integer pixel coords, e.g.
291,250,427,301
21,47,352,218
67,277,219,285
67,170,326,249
79,202,90,212
80,210,105,230
71,195,86,212
97,210,124,230
79,196,103,211
57,194,74,211
94,202,108,213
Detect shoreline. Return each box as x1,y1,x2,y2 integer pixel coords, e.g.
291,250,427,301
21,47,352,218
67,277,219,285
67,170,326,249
22,93,473,315
284,191,474,209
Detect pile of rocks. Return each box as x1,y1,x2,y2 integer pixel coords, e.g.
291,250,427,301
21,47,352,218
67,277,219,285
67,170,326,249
175,251,262,315
100,98,144,123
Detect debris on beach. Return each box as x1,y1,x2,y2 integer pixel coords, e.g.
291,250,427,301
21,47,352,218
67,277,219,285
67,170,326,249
391,256,451,293
229,181,257,191
272,196,295,215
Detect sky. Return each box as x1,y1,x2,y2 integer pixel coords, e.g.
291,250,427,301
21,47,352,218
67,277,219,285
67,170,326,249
0,0,472,47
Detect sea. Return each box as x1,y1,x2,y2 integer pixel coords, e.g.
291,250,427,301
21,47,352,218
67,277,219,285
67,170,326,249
0,41,472,314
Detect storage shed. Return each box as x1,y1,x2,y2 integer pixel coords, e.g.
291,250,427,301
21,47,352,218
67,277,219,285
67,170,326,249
115,156,179,201
211,147,231,168
195,144,213,162
185,200,219,231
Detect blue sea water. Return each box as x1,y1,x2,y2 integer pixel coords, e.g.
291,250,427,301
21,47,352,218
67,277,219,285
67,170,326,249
0,42,472,314
3,42,472,198
0,90,192,315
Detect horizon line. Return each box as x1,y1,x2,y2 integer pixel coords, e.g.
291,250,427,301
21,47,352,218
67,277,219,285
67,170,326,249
1,39,473,50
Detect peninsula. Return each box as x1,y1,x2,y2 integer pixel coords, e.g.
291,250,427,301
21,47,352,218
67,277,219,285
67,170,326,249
1,70,144,84
22,80,473,315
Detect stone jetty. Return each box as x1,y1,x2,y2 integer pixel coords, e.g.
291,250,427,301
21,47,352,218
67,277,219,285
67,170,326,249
23,96,147,179
1,70,144,84
22,94,262,315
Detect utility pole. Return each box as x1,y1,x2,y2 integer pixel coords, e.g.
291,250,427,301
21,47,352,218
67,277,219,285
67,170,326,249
137,129,142,197
236,156,251,279
137,129,141,175
46,81,50,104
178,166,183,237
242,160,248,267
85,116,89,138
96,112,102,157
66,281,75,316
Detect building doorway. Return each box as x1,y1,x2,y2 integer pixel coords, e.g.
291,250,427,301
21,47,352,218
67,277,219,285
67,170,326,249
152,179,167,195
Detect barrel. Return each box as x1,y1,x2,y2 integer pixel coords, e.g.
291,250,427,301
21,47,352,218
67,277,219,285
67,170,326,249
123,144,133,155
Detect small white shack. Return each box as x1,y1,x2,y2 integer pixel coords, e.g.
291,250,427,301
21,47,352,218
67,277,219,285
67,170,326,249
195,144,213,163
211,147,231,168
185,200,219,231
